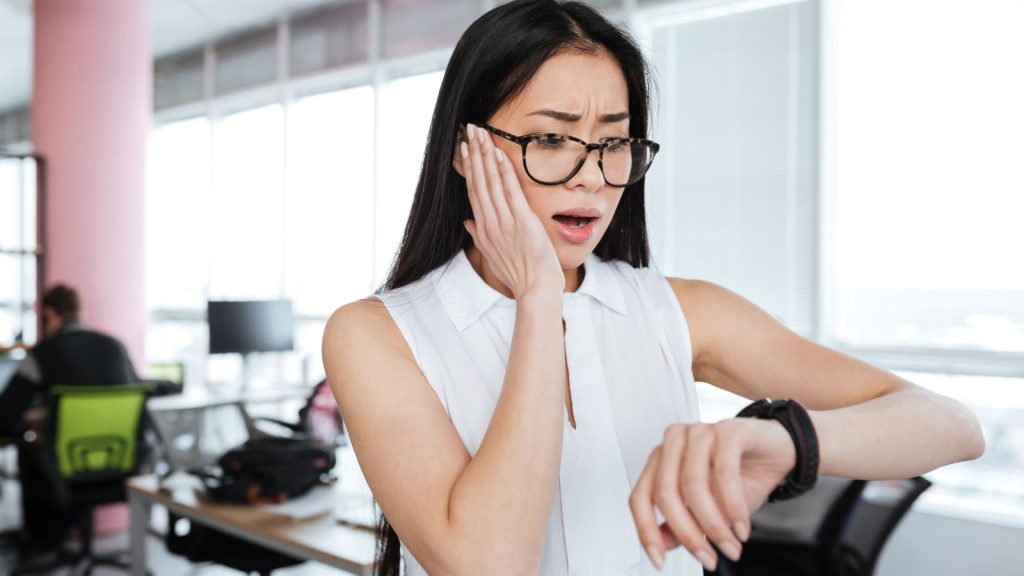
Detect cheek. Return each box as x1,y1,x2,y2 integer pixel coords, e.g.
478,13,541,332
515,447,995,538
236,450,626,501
510,162,550,219
606,189,625,217
520,184,553,223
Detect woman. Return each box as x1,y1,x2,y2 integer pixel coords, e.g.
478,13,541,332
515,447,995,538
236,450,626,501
322,1,985,574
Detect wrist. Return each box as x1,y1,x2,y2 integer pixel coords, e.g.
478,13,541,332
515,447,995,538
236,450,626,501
736,398,820,502
806,409,831,477
516,289,563,312
767,419,797,477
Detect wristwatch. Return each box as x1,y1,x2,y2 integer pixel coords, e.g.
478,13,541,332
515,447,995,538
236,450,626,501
736,398,819,502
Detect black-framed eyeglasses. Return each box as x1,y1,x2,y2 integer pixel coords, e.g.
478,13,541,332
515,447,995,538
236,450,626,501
479,124,660,188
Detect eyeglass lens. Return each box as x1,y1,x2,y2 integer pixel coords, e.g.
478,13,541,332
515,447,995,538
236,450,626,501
525,136,655,186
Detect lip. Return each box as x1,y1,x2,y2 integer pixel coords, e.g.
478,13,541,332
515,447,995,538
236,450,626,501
552,215,598,244
553,207,603,218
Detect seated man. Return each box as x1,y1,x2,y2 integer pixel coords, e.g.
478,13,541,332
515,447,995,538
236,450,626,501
0,284,139,435
0,284,141,556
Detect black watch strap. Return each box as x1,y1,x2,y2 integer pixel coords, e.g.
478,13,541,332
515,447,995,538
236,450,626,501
736,398,819,502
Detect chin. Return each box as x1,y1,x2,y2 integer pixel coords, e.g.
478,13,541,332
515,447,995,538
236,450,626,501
554,245,596,270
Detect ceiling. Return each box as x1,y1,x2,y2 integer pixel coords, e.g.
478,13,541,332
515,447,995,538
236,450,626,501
0,0,348,112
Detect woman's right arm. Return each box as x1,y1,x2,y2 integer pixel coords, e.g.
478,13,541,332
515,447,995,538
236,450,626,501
323,289,565,575
325,124,567,574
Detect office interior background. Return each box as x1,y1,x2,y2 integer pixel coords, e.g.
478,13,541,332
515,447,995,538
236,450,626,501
0,0,1022,574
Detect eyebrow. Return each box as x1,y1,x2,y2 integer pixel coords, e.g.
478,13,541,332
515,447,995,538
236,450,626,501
526,109,630,123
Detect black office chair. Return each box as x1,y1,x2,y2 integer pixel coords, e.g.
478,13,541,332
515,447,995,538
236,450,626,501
708,476,931,576
249,378,345,447
14,384,152,575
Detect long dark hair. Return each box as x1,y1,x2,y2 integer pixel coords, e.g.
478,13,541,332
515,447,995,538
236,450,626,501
372,1,655,573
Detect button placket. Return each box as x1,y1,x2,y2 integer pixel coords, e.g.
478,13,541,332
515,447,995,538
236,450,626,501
560,294,642,574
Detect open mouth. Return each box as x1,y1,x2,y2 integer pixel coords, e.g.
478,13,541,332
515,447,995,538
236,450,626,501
552,215,596,228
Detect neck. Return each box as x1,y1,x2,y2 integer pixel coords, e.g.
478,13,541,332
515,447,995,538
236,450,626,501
465,245,584,298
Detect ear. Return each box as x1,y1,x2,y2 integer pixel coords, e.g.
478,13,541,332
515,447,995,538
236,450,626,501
452,126,467,178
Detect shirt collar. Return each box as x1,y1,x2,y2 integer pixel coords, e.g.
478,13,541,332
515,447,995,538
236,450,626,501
433,248,628,332
56,321,87,335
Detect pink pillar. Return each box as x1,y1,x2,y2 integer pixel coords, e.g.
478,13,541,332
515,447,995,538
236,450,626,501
33,0,150,368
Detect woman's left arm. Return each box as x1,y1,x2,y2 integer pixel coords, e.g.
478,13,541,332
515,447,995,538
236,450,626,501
673,277,986,477
630,278,986,571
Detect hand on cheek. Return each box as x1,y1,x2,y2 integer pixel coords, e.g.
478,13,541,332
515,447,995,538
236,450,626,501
457,123,565,299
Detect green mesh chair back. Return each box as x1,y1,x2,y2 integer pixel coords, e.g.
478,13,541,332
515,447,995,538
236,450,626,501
50,384,150,478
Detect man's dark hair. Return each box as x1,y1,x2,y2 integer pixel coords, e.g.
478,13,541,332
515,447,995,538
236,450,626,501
42,284,80,322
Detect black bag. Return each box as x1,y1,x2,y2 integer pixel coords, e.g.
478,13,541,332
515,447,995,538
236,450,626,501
165,436,337,574
200,435,336,503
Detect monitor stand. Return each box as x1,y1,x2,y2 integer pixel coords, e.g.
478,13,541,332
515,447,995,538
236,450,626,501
240,352,254,394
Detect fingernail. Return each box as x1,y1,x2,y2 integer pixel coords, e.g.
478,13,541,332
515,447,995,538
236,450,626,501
467,123,475,140
495,148,503,163
719,541,741,562
646,545,664,570
733,521,750,543
461,141,468,158
695,549,717,572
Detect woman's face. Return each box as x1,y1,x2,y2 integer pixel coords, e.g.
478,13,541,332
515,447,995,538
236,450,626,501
484,50,630,270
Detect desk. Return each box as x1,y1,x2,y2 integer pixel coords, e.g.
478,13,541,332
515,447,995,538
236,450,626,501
127,474,377,575
146,384,313,413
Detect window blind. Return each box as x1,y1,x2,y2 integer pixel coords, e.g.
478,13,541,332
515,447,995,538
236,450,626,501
643,0,819,336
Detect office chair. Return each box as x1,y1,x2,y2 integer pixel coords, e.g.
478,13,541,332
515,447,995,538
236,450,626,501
147,400,257,476
147,400,307,575
14,383,152,575
249,378,345,447
708,476,931,576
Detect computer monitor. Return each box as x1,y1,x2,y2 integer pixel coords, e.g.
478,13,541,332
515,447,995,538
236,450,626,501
207,300,294,355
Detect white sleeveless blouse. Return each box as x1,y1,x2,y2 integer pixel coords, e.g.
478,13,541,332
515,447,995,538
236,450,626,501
373,248,703,575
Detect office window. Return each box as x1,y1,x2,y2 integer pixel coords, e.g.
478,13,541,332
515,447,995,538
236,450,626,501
286,86,375,316
209,104,286,300
374,70,444,288
0,155,37,344
643,0,819,336
902,371,1024,510
828,0,1024,357
146,319,207,388
154,49,205,111
215,26,279,95
381,0,478,59
821,0,1024,514
146,116,211,311
290,3,370,76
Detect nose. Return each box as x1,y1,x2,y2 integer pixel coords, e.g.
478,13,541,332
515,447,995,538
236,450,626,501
566,147,604,192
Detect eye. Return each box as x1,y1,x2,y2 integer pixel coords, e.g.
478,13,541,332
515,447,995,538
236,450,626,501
534,134,568,150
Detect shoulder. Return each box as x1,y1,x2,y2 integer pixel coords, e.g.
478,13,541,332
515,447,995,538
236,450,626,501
322,297,413,365
663,277,751,374
324,297,396,342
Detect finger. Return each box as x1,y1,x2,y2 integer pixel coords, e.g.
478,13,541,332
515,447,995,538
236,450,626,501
712,424,752,544
658,522,681,551
477,127,515,231
460,136,484,240
467,124,500,239
679,425,743,565
496,146,531,216
629,446,667,570
655,425,717,570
